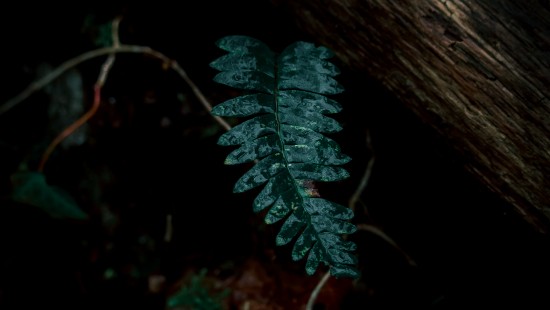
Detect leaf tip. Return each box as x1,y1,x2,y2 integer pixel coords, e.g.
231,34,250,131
330,266,361,279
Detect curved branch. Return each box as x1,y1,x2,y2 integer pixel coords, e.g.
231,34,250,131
349,130,375,213
37,17,121,172
0,45,231,131
305,271,331,310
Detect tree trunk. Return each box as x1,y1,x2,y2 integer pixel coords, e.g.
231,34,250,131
281,0,550,232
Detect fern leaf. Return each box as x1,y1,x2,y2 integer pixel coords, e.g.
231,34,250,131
210,35,359,278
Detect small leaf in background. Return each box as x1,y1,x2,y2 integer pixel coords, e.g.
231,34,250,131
167,268,229,310
81,14,113,48
11,171,88,220
37,63,87,149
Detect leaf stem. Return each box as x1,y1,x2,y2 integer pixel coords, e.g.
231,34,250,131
37,84,102,172
349,130,375,213
37,17,121,172
305,271,331,310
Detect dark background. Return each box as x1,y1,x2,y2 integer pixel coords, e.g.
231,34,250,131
1,1,550,309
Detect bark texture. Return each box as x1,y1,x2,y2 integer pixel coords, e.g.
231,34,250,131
282,0,550,232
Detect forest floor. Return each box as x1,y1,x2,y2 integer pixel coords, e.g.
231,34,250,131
1,2,550,309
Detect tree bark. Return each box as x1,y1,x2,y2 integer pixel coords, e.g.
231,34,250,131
281,0,550,232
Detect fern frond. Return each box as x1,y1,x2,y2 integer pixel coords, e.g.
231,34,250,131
210,35,358,278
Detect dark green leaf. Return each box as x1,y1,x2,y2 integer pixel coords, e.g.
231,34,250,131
213,70,274,93
280,107,342,133
211,94,274,117
303,198,354,220
253,172,294,212
319,235,357,266
275,211,306,245
305,243,323,275
329,265,360,279
289,163,349,182
210,35,359,278
233,153,285,193
311,215,357,234
215,35,274,58
264,190,302,224
281,125,342,148
210,53,274,77
321,234,357,252
285,144,350,165
292,225,316,261
278,70,344,95
225,135,280,164
217,115,276,146
11,171,87,220
278,90,342,114
279,56,340,76
167,268,229,309
279,41,335,61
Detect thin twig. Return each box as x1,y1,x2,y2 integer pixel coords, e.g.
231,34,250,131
1,46,126,115
169,61,230,131
306,131,377,308
349,130,375,213
0,44,231,131
306,131,390,310
37,84,102,172
356,224,416,266
305,271,331,310
164,213,173,243
111,17,121,48
349,131,416,265
37,17,122,172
